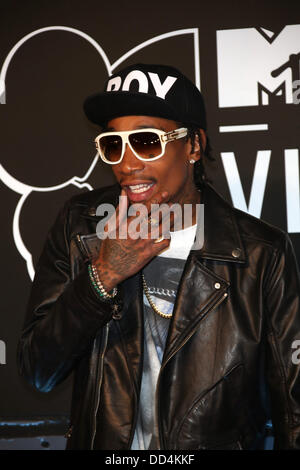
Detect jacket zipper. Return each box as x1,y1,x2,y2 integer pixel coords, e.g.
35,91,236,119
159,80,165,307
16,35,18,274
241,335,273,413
155,291,228,449
90,322,110,450
114,321,139,450
64,234,92,443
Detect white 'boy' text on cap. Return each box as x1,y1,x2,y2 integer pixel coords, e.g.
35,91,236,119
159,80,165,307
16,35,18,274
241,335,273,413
106,70,178,100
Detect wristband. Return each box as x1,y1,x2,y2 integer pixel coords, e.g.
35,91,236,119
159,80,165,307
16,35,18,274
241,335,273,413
88,263,118,300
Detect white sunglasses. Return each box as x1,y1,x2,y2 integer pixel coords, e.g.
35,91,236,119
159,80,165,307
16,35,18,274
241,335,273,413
94,127,188,164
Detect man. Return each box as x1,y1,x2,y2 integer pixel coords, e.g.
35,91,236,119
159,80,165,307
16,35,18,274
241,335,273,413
18,63,300,450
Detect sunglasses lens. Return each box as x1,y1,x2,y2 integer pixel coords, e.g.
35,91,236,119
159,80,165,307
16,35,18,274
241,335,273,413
129,132,162,159
99,135,122,162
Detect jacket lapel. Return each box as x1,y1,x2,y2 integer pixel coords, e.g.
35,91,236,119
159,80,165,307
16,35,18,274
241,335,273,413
162,253,230,364
161,183,247,363
77,183,121,259
199,183,246,263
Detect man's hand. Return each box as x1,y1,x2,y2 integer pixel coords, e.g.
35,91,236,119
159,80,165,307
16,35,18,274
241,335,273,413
93,189,173,291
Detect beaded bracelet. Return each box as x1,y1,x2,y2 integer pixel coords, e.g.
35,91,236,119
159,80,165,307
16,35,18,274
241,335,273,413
88,263,118,300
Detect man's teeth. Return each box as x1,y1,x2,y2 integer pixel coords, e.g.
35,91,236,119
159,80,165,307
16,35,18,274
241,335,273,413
128,183,154,193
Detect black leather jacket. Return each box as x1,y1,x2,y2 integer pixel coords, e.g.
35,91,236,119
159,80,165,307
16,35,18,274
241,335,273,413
17,183,300,450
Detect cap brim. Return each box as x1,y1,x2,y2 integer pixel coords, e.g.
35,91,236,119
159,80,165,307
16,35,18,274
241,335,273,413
83,91,181,127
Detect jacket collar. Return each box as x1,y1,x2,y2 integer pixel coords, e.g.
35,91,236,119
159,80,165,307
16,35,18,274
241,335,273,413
81,182,246,265
195,183,246,264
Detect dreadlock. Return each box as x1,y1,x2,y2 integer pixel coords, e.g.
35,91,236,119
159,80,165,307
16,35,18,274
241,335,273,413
178,124,214,190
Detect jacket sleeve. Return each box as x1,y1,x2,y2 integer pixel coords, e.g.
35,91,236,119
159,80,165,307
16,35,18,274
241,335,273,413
17,199,122,393
264,232,300,449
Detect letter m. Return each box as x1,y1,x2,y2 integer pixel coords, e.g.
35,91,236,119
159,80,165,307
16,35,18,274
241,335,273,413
217,25,300,107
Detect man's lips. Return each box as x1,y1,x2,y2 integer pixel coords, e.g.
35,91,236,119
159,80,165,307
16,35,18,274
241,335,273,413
122,181,156,202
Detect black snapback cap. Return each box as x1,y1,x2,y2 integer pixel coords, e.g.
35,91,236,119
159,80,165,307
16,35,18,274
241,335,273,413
83,63,207,130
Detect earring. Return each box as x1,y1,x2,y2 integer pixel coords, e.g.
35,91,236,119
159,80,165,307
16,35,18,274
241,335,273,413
189,159,196,164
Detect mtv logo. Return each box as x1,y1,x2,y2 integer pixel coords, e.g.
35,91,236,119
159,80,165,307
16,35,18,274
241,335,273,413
217,25,300,107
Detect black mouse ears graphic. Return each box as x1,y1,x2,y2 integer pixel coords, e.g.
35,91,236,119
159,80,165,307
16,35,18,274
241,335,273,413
0,25,201,105
0,26,110,104
0,26,201,281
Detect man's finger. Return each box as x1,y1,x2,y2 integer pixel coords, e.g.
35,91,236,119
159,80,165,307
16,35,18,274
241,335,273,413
116,189,127,220
114,189,127,225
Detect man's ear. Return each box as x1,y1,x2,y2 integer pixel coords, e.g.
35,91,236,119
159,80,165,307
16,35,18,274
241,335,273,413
190,129,207,161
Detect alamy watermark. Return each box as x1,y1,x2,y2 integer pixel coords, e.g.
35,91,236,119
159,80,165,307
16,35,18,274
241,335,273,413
293,80,300,104
0,340,6,365
95,197,205,250
292,340,300,365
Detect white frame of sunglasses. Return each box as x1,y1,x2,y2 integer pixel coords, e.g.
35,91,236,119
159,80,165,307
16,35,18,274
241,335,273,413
94,127,188,164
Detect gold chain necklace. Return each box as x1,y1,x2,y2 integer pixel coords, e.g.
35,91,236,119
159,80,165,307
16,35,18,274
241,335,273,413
142,273,173,319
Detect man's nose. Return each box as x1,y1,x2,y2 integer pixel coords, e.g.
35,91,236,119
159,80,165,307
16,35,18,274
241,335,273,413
119,143,145,173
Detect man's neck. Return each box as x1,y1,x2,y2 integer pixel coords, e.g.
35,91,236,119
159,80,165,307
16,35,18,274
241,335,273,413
170,188,201,231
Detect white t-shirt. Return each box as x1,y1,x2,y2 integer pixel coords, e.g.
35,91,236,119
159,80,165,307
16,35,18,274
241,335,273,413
131,224,197,450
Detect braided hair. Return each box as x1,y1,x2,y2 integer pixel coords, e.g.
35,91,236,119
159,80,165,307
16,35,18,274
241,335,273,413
178,123,214,190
